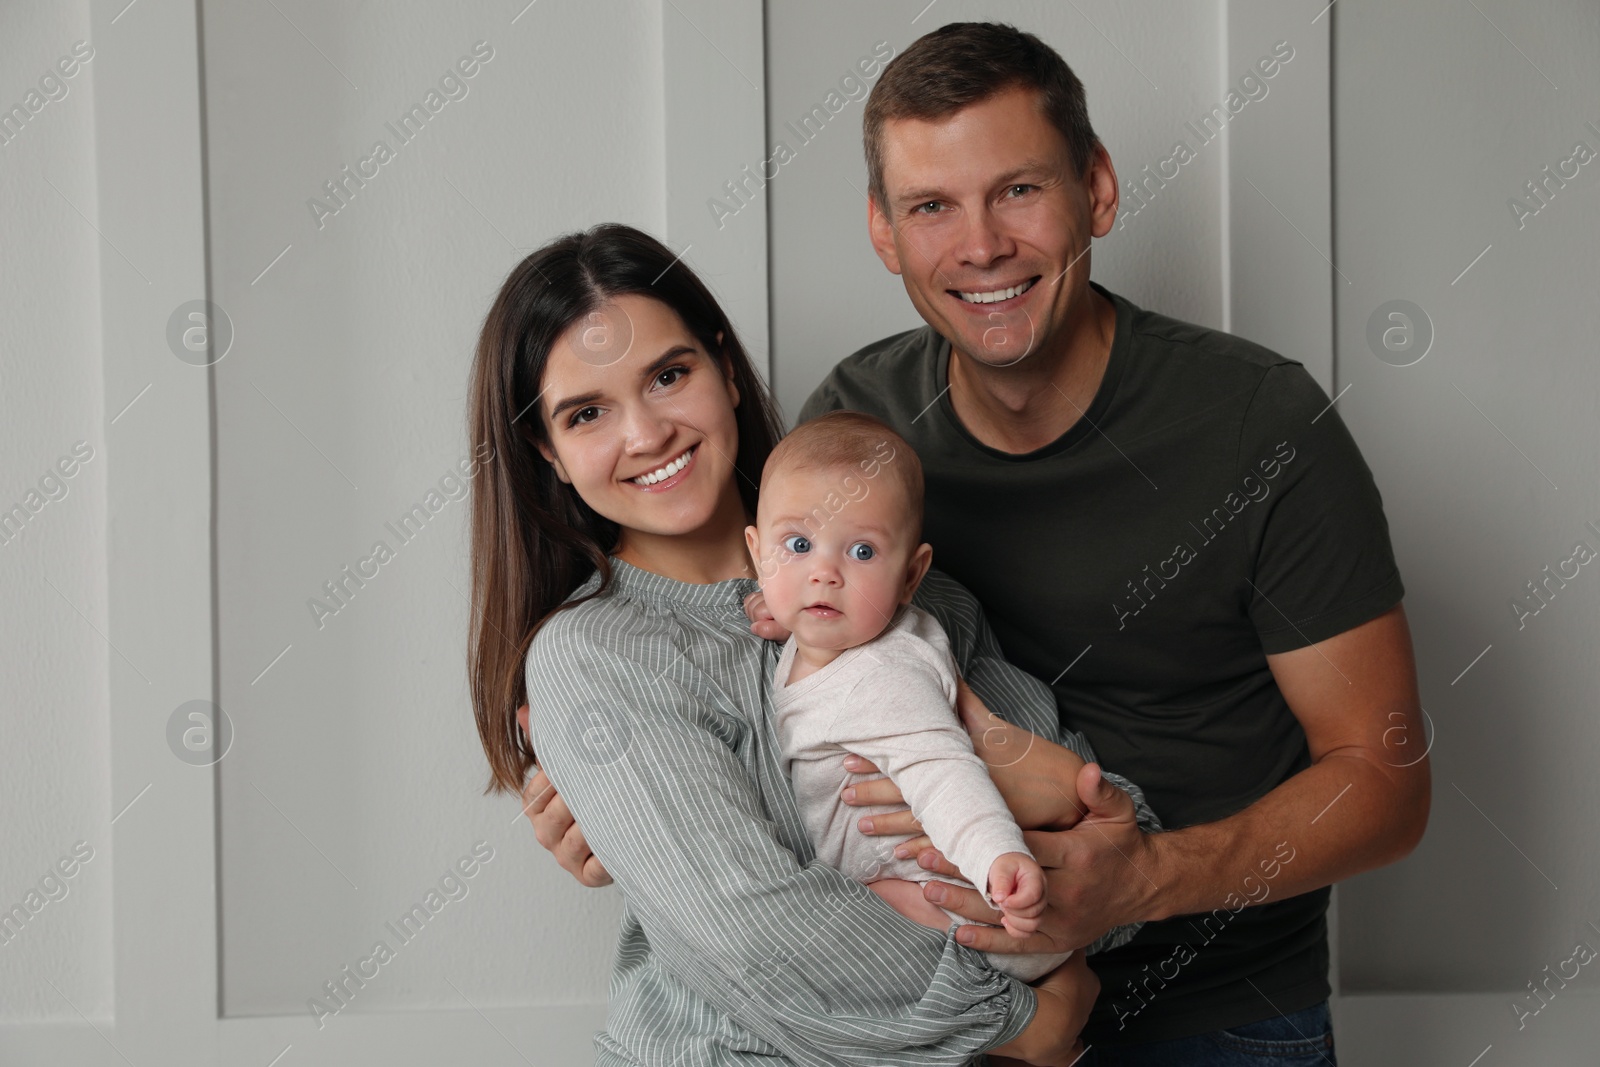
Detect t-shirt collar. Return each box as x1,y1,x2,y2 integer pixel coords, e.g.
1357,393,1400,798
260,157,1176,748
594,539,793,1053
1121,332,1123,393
932,278,1134,461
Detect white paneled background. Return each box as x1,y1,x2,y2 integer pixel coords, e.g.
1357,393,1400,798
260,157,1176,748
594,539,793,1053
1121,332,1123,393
2,1,1596,1064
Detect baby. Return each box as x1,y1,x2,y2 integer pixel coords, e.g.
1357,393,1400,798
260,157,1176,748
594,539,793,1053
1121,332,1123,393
744,410,1074,982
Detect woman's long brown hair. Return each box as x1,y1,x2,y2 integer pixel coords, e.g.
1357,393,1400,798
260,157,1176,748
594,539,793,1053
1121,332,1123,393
467,223,785,796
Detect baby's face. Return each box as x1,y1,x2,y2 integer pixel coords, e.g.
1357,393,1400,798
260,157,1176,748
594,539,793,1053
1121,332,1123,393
745,465,925,653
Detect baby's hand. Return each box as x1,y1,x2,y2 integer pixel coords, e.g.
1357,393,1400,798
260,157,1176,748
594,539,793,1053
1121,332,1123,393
988,852,1047,937
742,589,791,642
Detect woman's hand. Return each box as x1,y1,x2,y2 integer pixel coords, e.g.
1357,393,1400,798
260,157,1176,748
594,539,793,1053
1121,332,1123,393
517,704,612,887
987,953,1100,1066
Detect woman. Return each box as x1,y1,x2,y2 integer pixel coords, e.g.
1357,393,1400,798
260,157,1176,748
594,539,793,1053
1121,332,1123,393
466,223,1147,1066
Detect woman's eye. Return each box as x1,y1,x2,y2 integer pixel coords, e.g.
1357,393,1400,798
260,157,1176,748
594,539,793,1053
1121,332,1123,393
782,535,811,555
655,366,688,388
847,542,875,561
569,406,601,427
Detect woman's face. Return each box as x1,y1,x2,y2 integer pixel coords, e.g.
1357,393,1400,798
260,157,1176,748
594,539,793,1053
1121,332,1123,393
537,293,742,540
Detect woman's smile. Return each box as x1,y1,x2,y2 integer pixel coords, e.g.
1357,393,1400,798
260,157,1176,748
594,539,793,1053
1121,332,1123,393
627,444,697,490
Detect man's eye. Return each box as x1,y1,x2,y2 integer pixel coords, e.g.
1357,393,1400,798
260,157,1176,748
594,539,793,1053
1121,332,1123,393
913,201,943,215
847,542,875,561
569,406,601,426
1006,184,1035,198
782,535,811,555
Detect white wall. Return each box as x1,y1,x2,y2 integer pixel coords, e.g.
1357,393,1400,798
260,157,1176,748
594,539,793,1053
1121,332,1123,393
202,0,664,1016
1331,0,1600,1018
0,0,114,1022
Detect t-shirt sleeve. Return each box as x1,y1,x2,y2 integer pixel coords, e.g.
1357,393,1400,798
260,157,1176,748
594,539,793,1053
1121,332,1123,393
797,374,846,425
1239,363,1405,654
524,610,1034,1064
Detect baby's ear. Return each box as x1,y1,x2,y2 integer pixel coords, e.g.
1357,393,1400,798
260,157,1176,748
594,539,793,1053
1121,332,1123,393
743,525,763,573
901,542,934,602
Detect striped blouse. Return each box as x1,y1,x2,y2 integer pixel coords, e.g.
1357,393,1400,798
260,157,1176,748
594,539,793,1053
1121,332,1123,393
526,558,1158,1066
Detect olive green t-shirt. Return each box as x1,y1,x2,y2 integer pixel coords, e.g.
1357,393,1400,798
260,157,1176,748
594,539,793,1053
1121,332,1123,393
798,280,1405,1045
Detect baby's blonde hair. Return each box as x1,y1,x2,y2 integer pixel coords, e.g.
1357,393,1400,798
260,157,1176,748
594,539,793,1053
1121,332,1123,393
761,411,924,539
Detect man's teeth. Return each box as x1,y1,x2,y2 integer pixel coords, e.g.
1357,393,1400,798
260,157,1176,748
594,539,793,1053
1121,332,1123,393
632,447,693,485
957,279,1036,304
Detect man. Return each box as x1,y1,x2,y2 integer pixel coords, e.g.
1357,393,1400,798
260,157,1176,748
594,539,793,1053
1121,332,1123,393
526,20,1429,1063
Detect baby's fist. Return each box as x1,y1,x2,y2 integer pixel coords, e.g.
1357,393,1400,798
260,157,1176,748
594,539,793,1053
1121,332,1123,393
988,852,1046,936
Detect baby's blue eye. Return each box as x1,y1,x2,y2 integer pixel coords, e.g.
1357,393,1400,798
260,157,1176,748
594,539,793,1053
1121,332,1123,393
782,535,811,555
847,542,875,561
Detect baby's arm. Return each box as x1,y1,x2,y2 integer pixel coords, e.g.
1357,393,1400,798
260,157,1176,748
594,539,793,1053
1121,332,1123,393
987,852,1046,937
830,666,1029,911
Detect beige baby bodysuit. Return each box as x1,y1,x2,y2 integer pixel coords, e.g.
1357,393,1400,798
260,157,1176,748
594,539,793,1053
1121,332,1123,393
773,602,1072,981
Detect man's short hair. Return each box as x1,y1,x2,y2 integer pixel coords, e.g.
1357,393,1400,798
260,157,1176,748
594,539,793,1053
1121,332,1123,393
863,21,1101,205
763,411,924,539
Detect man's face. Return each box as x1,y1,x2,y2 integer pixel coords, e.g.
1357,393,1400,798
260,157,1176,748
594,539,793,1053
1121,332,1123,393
868,84,1117,368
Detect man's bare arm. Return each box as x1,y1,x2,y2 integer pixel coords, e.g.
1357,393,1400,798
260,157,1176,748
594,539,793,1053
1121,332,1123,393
1136,602,1431,919
920,604,1432,952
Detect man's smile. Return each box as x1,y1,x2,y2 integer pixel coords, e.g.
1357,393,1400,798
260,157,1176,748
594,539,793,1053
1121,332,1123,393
950,275,1041,308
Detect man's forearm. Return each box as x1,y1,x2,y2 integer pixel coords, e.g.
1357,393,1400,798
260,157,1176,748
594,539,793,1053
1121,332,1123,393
1145,750,1430,922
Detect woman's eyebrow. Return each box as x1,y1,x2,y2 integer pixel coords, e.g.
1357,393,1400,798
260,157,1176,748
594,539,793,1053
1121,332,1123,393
639,345,697,379
547,344,699,421
549,389,603,421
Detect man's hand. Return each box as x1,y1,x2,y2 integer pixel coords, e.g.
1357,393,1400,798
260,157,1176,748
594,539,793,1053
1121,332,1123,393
926,762,1158,953
743,589,791,642
987,953,1099,1066
516,704,612,888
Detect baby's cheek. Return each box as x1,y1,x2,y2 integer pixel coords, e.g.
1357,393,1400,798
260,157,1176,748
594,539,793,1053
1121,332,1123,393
762,573,806,618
